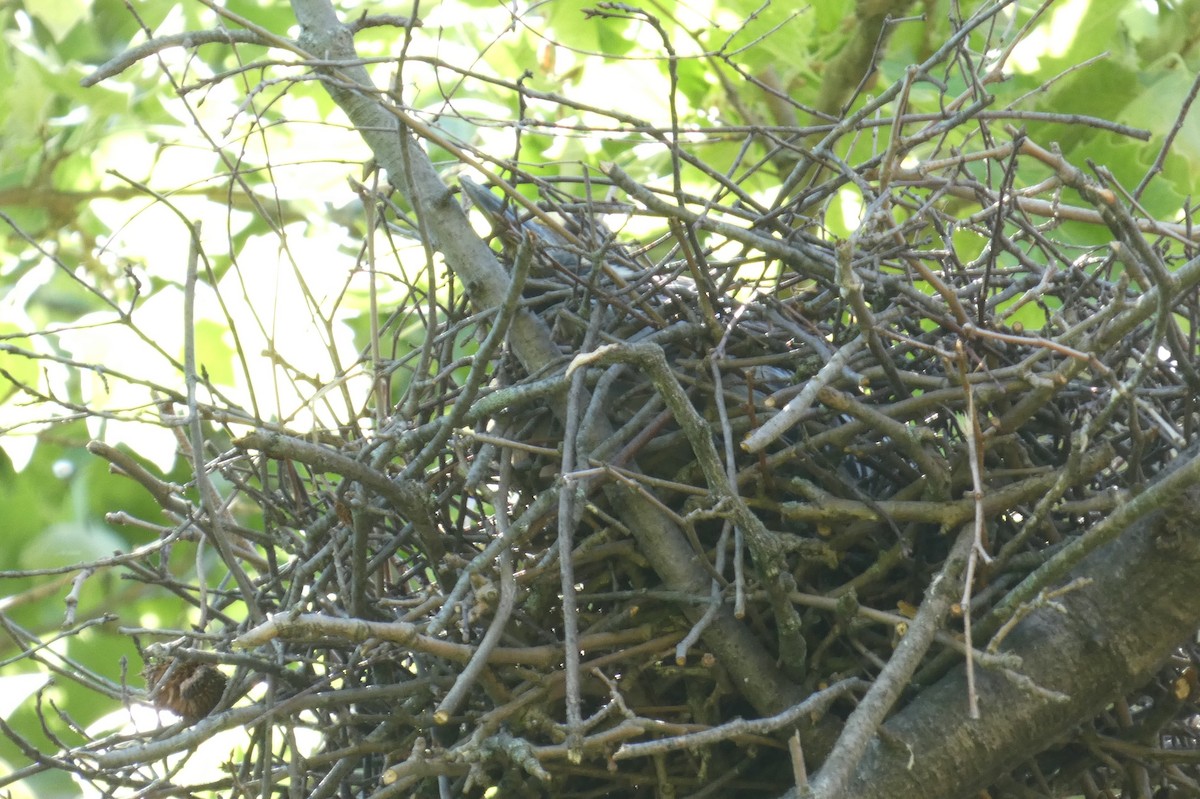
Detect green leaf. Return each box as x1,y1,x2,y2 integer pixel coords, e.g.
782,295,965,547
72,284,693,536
0,325,40,403
19,520,126,570
23,0,90,43
193,318,235,387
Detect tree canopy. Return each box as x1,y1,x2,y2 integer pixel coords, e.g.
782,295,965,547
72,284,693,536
5,0,1200,797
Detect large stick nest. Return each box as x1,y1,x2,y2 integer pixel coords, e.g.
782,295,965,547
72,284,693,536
96,135,1200,798
62,15,1200,799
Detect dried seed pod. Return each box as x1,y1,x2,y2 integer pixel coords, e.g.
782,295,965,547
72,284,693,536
142,658,227,721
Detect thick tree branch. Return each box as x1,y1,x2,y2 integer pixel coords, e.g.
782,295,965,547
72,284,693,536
781,447,1200,799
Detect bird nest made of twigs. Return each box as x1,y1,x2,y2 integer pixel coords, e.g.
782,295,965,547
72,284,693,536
95,133,1200,799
